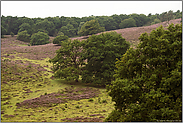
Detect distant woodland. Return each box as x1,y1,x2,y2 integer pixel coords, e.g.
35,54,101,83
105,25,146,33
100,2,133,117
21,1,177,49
1,10,182,37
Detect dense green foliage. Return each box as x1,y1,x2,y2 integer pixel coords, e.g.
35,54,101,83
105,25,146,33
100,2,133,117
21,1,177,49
60,23,77,37
151,18,161,25
130,14,149,27
30,32,50,46
50,32,130,85
56,31,64,36
105,23,182,121
78,19,105,36
17,30,31,42
82,32,130,85
119,18,136,29
78,22,85,34
49,39,85,82
35,19,55,36
53,35,69,45
18,23,33,35
1,26,7,37
1,10,182,38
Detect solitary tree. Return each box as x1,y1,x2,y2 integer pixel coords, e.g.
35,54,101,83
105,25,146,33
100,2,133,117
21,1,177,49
49,39,85,82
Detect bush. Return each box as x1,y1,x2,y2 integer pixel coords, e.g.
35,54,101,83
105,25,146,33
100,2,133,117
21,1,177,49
119,18,136,29
53,35,69,45
57,31,64,36
106,24,182,121
82,31,130,85
17,30,30,42
36,29,49,35
151,18,161,25
88,98,94,102
75,105,80,108
10,32,14,37
30,31,50,46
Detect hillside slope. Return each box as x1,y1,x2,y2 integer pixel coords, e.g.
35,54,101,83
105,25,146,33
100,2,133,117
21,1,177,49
71,18,181,48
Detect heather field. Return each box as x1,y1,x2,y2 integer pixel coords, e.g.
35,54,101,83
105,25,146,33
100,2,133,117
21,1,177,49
1,19,181,122
1,35,114,122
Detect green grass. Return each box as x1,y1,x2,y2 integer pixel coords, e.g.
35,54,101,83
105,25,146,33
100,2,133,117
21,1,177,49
1,53,115,122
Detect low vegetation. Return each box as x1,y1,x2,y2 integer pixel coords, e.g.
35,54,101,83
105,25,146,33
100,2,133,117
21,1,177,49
30,31,50,46
17,30,31,42
52,35,69,45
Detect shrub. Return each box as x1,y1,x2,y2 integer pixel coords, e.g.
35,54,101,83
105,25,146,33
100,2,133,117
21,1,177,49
17,30,30,42
36,29,49,35
75,105,80,108
106,24,182,122
53,35,68,45
57,31,64,36
88,98,94,102
10,32,14,37
30,31,49,46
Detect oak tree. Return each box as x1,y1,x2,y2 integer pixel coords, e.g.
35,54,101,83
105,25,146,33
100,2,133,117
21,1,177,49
105,23,182,122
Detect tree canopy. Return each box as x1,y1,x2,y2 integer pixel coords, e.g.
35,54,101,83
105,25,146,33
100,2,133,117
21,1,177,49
53,35,69,45
78,19,105,36
1,10,182,38
82,31,130,85
49,39,85,82
18,23,33,35
105,23,182,121
119,18,136,29
30,31,50,46
17,30,31,42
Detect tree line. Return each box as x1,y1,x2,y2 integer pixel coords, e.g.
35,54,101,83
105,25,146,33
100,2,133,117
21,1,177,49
1,10,182,38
